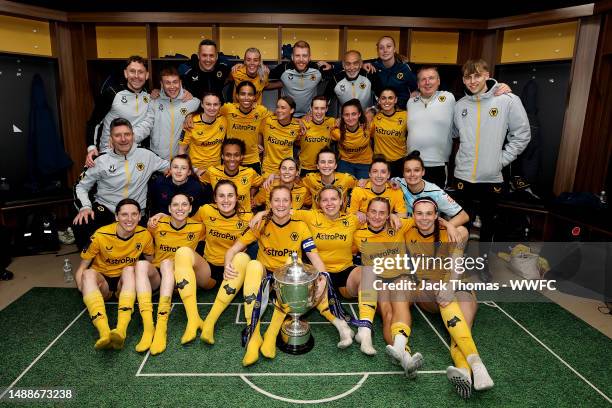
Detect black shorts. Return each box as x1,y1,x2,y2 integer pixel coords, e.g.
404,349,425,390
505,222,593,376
329,266,354,290
209,263,225,283
103,275,121,295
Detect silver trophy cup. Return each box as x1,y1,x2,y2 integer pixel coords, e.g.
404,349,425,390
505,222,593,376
273,252,320,354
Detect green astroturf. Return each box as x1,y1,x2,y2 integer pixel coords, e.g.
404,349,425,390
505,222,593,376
0,288,610,407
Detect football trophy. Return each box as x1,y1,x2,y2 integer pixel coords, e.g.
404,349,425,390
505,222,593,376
273,252,320,354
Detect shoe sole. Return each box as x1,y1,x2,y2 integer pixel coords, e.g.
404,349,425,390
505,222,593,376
447,367,472,399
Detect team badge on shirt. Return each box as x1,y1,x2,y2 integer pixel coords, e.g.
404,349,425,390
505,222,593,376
236,220,244,230
216,71,223,78
143,96,149,103
461,109,468,117
396,72,404,80
288,74,294,81
359,82,366,89
438,95,446,102
180,108,188,116
121,96,128,104
136,162,145,171
340,84,346,92
187,232,196,241
136,243,142,251
295,194,301,203
387,228,396,236
342,219,349,227
489,108,499,117
109,165,117,173
159,104,164,111
290,232,299,242
310,74,317,81
241,176,249,185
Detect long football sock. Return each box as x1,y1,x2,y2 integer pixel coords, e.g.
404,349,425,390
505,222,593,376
242,259,264,366
201,253,249,344
260,305,286,359
439,301,478,358
174,247,201,344
83,290,111,350
135,292,154,352
110,291,135,349
450,339,470,372
150,295,172,355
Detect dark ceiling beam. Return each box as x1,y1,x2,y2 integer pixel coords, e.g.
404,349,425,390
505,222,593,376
487,4,594,29
64,12,487,29
0,0,67,21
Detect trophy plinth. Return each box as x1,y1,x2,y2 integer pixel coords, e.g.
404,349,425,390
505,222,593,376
273,252,320,355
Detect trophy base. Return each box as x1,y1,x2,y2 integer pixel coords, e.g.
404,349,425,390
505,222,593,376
277,332,314,355
277,316,315,355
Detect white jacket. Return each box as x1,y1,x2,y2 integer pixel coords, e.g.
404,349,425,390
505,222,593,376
453,80,531,183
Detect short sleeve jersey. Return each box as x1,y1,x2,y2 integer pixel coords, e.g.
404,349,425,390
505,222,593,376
405,225,462,281
260,115,301,176
193,204,253,266
220,103,270,165
253,180,312,210
394,178,462,218
180,114,227,169
293,210,360,272
353,218,414,279
200,165,264,211
297,117,335,170
331,126,373,165
239,218,317,271
370,110,407,161
301,172,357,210
150,215,204,267
81,223,154,278
348,182,407,215
231,66,269,105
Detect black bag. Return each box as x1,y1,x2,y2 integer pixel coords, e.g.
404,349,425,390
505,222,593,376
14,211,60,255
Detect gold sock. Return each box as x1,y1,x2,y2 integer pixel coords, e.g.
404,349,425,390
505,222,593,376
83,290,111,350
150,295,172,355
391,322,412,353
201,253,249,344
439,301,478,358
242,259,264,366
174,247,201,344
358,289,377,323
135,292,154,352
450,339,471,373
260,305,287,359
110,291,135,349
316,293,336,323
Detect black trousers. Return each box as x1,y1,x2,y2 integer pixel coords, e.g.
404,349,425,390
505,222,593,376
424,165,447,189
73,203,115,251
452,179,503,243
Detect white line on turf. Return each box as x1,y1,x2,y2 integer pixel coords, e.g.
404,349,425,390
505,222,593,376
240,373,368,404
348,303,358,320
492,301,612,404
135,304,175,377
135,370,445,377
0,308,87,401
235,303,242,324
414,305,450,350
240,373,369,404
